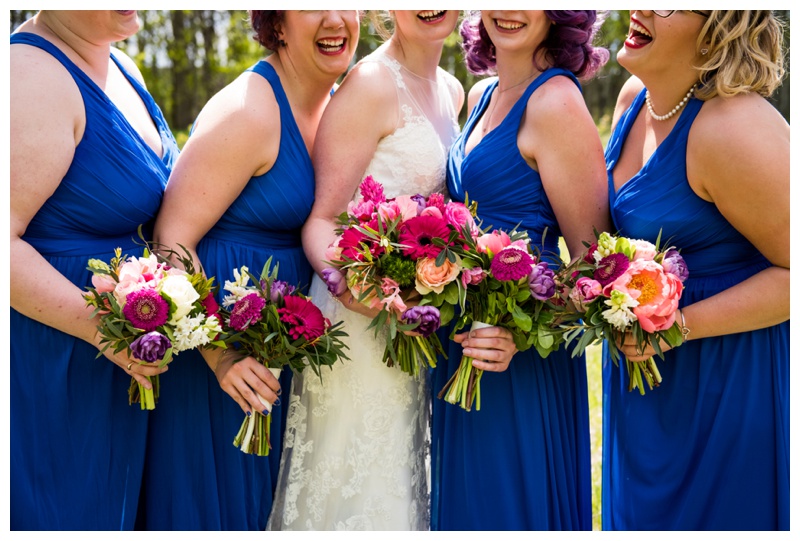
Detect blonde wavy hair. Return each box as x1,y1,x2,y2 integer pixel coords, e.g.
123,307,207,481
694,10,785,100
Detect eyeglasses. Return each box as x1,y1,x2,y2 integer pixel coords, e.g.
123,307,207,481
652,10,710,18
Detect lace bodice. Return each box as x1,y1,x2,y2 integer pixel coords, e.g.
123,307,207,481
267,47,460,531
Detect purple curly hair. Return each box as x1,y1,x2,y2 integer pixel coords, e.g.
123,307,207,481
460,11,609,79
250,10,285,50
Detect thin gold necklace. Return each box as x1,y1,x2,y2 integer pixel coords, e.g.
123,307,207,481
481,72,537,135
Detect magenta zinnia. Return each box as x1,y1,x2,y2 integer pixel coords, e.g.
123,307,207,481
123,288,169,331
594,253,630,286
278,295,327,341
229,292,266,331
490,246,535,281
398,215,450,259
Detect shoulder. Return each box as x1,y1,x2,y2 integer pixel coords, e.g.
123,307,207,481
336,57,399,104
690,93,788,188
526,73,589,126
438,68,465,109
611,75,644,130
191,68,281,151
110,46,147,87
467,76,495,114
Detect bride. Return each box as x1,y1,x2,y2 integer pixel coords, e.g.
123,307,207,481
267,10,463,530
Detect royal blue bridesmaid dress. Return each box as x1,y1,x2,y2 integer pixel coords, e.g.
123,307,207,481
602,89,789,530
137,60,315,530
10,33,178,530
431,68,592,531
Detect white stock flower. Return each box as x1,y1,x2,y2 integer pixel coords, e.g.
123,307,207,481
172,313,222,352
222,266,252,308
601,289,639,331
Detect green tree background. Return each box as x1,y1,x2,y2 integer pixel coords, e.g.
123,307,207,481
11,10,790,141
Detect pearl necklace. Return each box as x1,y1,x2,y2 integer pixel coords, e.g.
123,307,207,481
645,83,697,121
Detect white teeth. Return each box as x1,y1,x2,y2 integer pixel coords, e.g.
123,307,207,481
629,21,651,38
318,38,344,48
418,10,445,19
496,20,524,30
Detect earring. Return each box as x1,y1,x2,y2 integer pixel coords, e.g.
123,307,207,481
700,48,708,55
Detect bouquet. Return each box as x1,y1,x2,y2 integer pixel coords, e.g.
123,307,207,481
84,239,224,410
220,259,349,455
559,230,689,394
321,175,473,378
432,225,568,411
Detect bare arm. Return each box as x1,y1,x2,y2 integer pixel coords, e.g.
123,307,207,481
10,45,164,386
519,76,611,259
302,62,397,317
153,73,282,414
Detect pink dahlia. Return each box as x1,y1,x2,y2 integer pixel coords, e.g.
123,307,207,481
278,295,327,341
359,175,385,204
229,292,266,331
123,288,169,331
594,253,630,286
490,246,534,281
398,215,450,260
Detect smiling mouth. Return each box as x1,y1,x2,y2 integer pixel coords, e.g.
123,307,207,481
317,38,346,54
418,10,447,23
627,20,653,46
494,19,525,31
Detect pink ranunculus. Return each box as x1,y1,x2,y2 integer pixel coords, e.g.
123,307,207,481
604,259,684,333
477,230,512,257
393,195,420,221
379,277,407,313
91,273,117,294
569,276,603,312
420,206,444,219
631,239,658,261
460,266,485,288
324,239,343,264
376,201,400,223
347,199,375,222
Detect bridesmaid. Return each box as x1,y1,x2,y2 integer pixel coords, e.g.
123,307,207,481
140,11,360,530
603,10,788,530
431,10,609,530
10,11,177,529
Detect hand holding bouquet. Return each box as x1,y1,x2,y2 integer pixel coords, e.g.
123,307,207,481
220,259,349,455
433,225,566,411
559,230,689,394
84,239,224,409
321,176,462,378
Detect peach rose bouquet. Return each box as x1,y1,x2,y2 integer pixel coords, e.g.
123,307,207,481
559,230,689,394
320,176,479,377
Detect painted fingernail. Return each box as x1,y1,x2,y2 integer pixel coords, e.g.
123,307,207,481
274,398,281,407
276,388,282,396
262,409,270,416
246,411,252,417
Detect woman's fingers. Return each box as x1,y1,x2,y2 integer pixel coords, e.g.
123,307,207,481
457,326,517,372
217,357,281,415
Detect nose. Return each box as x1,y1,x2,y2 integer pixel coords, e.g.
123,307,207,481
323,10,347,30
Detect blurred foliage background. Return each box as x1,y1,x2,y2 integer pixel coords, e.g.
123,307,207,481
11,10,790,145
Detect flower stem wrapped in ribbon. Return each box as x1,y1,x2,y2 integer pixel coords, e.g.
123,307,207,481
558,229,689,394
220,258,349,455
84,227,225,409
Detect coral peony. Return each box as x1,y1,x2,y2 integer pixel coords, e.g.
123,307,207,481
604,259,683,333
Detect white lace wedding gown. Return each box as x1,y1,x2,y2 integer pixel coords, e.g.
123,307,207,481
267,47,460,531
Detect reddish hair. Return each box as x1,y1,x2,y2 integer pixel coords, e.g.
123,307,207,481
249,10,285,51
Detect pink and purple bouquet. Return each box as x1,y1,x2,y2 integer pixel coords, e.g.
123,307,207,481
559,231,689,394
431,226,568,411
320,176,476,378
84,243,224,410
219,259,349,455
